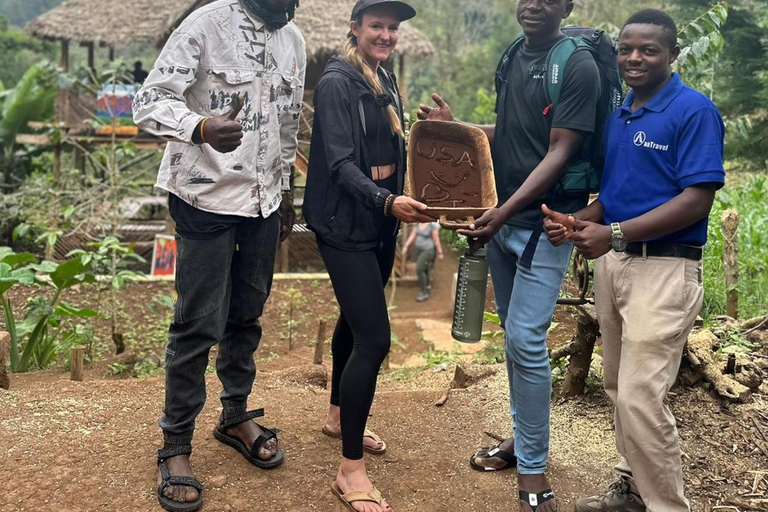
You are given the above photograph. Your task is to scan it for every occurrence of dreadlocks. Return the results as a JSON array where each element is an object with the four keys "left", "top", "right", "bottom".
[{"left": 240, "top": 0, "right": 300, "bottom": 30}]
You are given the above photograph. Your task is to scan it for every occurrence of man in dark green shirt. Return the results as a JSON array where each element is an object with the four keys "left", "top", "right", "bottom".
[{"left": 418, "top": 1, "right": 600, "bottom": 510}]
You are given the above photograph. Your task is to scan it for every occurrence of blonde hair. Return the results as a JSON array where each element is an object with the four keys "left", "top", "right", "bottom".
[{"left": 345, "top": 26, "right": 404, "bottom": 139}]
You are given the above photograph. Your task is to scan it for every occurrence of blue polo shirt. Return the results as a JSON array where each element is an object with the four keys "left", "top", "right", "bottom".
[{"left": 599, "top": 73, "right": 725, "bottom": 246}]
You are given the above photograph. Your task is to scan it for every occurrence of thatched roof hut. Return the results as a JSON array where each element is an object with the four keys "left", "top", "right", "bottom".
[{"left": 26, "top": 0, "right": 435, "bottom": 62}]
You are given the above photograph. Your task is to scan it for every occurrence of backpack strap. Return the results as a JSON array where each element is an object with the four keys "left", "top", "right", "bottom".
[
  {"left": 544, "top": 36, "right": 581, "bottom": 107},
  {"left": 495, "top": 36, "right": 525, "bottom": 113}
]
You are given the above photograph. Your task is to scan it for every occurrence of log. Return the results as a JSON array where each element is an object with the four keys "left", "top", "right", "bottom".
[
  {"left": 71, "top": 347, "right": 86, "bottom": 382},
  {"left": 686, "top": 330, "right": 750, "bottom": 402},
  {"left": 562, "top": 306, "right": 601, "bottom": 397},
  {"left": 741, "top": 315, "right": 768, "bottom": 332},
  {"left": 0, "top": 331, "right": 10, "bottom": 390},
  {"left": 721, "top": 209, "right": 739, "bottom": 320},
  {"left": 313, "top": 320, "right": 327, "bottom": 365}
]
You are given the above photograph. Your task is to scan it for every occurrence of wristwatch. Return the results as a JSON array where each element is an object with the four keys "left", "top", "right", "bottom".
[{"left": 610, "top": 222, "right": 628, "bottom": 252}]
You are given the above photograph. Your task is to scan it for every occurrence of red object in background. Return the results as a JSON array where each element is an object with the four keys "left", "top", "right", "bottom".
[{"left": 151, "top": 235, "right": 177, "bottom": 277}]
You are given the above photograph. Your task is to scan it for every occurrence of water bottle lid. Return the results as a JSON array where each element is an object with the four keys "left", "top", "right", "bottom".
[{"left": 466, "top": 247, "right": 487, "bottom": 259}]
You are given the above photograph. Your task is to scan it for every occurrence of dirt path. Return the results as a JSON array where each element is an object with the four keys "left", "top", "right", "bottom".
[{"left": 0, "top": 367, "right": 614, "bottom": 512}]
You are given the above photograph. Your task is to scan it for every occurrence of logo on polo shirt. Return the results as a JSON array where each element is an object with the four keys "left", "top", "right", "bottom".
[{"left": 633, "top": 131, "right": 669, "bottom": 152}]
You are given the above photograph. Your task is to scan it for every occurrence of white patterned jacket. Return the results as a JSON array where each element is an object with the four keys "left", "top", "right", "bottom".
[{"left": 133, "top": 0, "right": 306, "bottom": 218}]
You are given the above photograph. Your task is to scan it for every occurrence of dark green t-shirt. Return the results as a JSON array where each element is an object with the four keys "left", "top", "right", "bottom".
[{"left": 493, "top": 35, "right": 601, "bottom": 228}]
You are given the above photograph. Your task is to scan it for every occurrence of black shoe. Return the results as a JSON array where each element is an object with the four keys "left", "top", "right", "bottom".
[{"left": 575, "top": 477, "right": 645, "bottom": 511}]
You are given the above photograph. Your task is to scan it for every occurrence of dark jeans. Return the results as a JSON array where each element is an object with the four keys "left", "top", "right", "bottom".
[
  {"left": 317, "top": 228, "right": 396, "bottom": 460},
  {"left": 160, "top": 213, "right": 281, "bottom": 445}
]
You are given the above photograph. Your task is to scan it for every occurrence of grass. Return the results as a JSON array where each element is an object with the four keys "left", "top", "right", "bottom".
[{"left": 702, "top": 175, "right": 768, "bottom": 320}]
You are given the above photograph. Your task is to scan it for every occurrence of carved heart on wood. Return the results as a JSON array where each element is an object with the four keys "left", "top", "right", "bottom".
[{"left": 421, "top": 183, "right": 451, "bottom": 203}]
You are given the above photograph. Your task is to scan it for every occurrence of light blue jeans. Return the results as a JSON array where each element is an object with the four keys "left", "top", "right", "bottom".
[{"left": 487, "top": 224, "right": 573, "bottom": 474}]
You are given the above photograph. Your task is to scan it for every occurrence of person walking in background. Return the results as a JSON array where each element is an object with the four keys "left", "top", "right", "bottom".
[
  {"left": 133, "top": 0, "right": 305, "bottom": 510},
  {"left": 401, "top": 222, "right": 444, "bottom": 302},
  {"left": 544, "top": 9, "right": 725, "bottom": 512},
  {"left": 303, "top": 1, "right": 432, "bottom": 510}
]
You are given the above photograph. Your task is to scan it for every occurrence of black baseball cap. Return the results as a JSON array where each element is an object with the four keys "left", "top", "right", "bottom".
[{"left": 351, "top": 0, "right": 417, "bottom": 21}]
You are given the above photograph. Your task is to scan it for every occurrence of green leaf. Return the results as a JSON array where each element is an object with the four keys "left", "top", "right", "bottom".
[
  {"left": 49, "top": 257, "right": 92, "bottom": 290},
  {"left": 2, "top": 297, "right": 20, "bottom": 370},
  {"left": 29, "top": 261, "right": 58, "bottom": 274},
  {"left": 62, "top": 205, "right": 76, "bottom": 221},
  {"left": 16, "top": 314, "right": 49, "bottom": 373},
  {"left": 1, "top": 252, "right": 36, "bottom": 267},
  {"left": 55, "top": 302, "right": 99, "bottom": 318}
]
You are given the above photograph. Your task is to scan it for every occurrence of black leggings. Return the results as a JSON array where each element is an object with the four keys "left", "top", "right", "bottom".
[{"left": 317, "top": 232, "right": 396, "bottom": 460}]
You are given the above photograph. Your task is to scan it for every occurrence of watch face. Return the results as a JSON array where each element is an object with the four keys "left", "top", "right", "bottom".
[{"left": 611, "top": 236, "right": 629, "bottom": 252}]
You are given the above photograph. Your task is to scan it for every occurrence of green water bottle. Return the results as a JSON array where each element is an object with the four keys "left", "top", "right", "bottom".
[{"left": 452, "top": 248, "right": 489, "bottom": 343}]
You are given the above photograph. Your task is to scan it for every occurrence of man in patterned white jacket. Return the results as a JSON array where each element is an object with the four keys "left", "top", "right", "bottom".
[{"left": 133, "top": 1, "right": 305, "bottom": 510}]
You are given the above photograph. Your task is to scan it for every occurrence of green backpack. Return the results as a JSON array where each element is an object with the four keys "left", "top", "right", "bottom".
[{"left": 495, "top": 27, "right": 624, "bottom": 196}]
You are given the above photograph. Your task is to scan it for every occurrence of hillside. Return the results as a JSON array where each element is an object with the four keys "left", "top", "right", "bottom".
[{"left": 0, "top": 0, "right": 64, "bottom": 27}]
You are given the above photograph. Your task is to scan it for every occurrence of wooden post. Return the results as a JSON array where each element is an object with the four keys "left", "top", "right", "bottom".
[
  {"left": 71, "top": 347, "right": 85, "bottom": 381},
  {"left": 60, "top": 40, "right": 70, "bottom": 72},
  {"left": 0, "top": 330, "right": 10, "bottom": 390},
  {"left": 280, "top": 240, "right": 290, "bottom": 273},
  {"left": 86, "top": 42, "right": 95, "bottom": 74},
  {"left": 313, "top": 320, "right": 327, "bottom": 364},
  {"left": 722, "top": 209, "right": 739, "bottom": 320}
]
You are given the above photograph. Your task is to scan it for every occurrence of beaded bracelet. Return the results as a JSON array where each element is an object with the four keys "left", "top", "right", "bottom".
[{"left": 384, "top": 194, "right": 396, "bottom": 217}]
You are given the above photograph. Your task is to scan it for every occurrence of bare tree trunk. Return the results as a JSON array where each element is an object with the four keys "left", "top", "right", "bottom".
[{"left": 562, "top": 306, "right": 600, "bottom": 397}]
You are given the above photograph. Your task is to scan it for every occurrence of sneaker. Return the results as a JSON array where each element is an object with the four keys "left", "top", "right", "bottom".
[
  {"left": 575, "top": 477, "right": 645, "bottom": 511},
  {"left": 416, "top": 291, "right": 430, "bottom": 302}
]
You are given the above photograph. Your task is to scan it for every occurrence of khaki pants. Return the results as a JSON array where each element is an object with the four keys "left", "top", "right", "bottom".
[{"left": 595, "top": 250, "right": 703, "bottom": 512}]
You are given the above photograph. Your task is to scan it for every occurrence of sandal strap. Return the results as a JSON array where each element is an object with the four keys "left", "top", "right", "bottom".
[
  {"left": 343, "top": 487, "right": 383, "bottom": 505},
  {"left": 165, "top": 476, "right": 203, "bottom": 492},
  {"left": 362, "top": 428, "right": 379, "bottom": 440},
  {"left": 486, "top": 445, "right": 516, "bottom": 465},
  {"left": 220, "top": 408, "right": 265, "bottom": 429},
  {"left": 157, "top": 458, "right": 204, "bottom": 494},
  {"left": 519, "top": 489, "right": 554, "bottom": 511},
  {"left": 157, "top": 445, "right": 192, "bottom": 463},
  {"left": 250, "top": 424, "right": 278, "bottom": 457}
]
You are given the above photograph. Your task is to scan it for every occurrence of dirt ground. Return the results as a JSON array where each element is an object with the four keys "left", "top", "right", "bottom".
[{"left": 1, "top": 247, "right": 767, "bottom": 511}]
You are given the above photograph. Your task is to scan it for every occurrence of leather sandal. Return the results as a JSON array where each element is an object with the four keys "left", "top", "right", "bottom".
[
  {"left": 213, "top": 408, "right": 284, "bottom": 469},
  {"left": 469, "top": 443, "right": 517, "bottom": 472},
  {"left": 156, "top": 445, "right": 203, "bottom": 512},
  {"left": 331, "top": 481, "right": 391, "bottom": 512}
]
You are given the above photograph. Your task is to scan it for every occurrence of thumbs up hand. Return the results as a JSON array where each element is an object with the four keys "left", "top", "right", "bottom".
[
  {"left": 202, "top": 94, "right": 244, "bottom": 153},
  {"left": 541, "top": 204, "right": 576, "bottom": 247}
]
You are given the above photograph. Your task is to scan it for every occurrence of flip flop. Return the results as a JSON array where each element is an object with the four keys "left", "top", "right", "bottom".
[
  {"left": 156, "top": 446, "right": 203, "bottom": 512},
  {"left": 519, "top": 489, "right": 555, "bottom": 511},
  {"left": 469, "top": 443, "right": 517, "bottom": 472},
  {"left": 321, "top": 425, "right": 387, "bottom": 455},
  {"left": 213, "top": 409, "right": 284, "bottom": 469},
  {"left": 331, "top": 481, "right": 392, "bottom": 512}
]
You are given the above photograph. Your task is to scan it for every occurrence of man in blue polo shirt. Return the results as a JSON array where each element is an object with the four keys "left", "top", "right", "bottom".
[{"left": 543, "top": 9, "right": 724, "bottom": 512}]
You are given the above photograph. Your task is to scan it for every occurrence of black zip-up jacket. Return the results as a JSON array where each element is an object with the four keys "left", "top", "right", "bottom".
[{"left": 304, "top": 57, "right": 406, "bottom": 251}]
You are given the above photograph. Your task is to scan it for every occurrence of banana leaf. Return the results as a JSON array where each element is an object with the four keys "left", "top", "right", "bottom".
[{"left": 0, "top": 63, "right": 57, "bottom": 145}]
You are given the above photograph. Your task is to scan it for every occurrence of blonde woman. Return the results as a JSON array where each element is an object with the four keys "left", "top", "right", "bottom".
[{"left": 303, "top": 1, "right": 430, "bottom": 510}]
